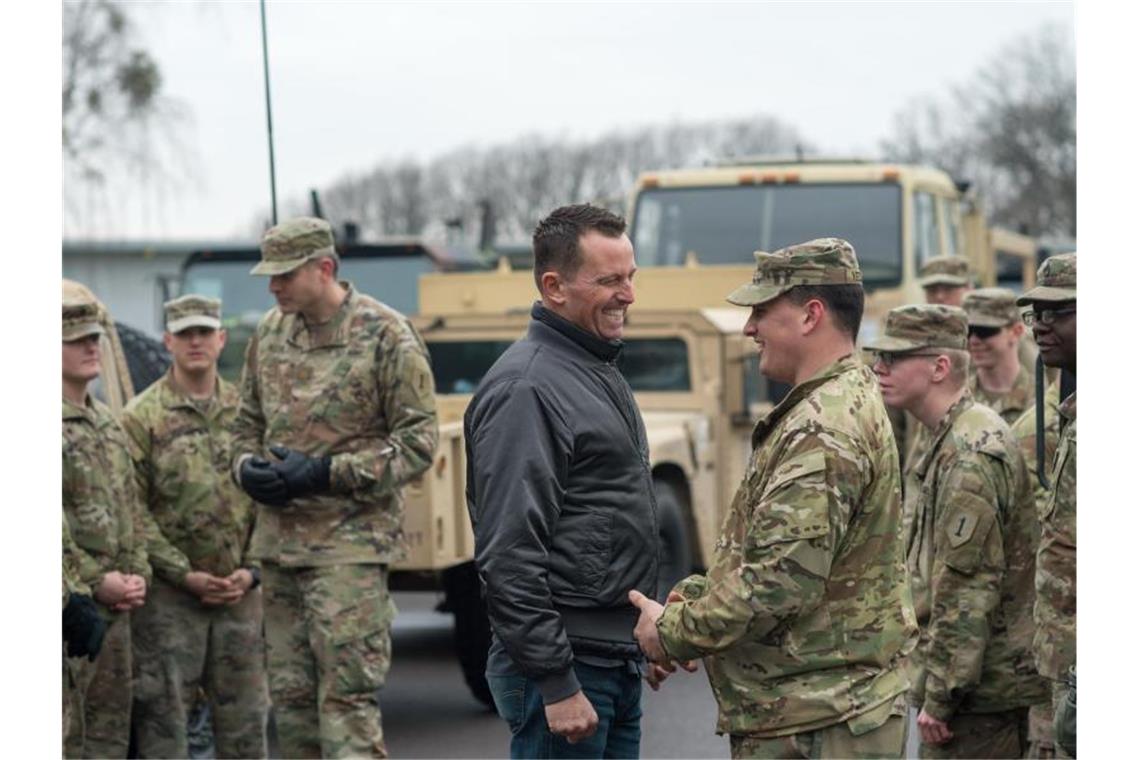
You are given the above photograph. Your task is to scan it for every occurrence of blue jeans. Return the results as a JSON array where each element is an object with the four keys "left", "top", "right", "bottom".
[{"left": 487, "top": 662, "right": 643, "bottom": 759}]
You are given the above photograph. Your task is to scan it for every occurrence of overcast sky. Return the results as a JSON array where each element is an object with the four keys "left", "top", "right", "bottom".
[{"left": 66, "top": 1, "right": 1074, "bottom": 240}]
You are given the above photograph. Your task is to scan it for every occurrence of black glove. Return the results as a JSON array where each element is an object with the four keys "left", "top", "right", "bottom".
[
  {"left": 63, "top": 593, "right": 107, "bottom": 661},
  {"left": 239, "top": 456, "right": 289, "bottom": 506},
  {"left": 269, "top": 445, "right": 332, "bottom": 499}
]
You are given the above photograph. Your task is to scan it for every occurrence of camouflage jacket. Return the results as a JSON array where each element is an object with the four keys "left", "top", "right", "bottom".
[
  {"left": 1011, "top": 381, "right": 1062, "bottom": 520},
  {"left": 970, "top": 363, "right": 1033, "bottom": 426},
  {"left": 62, "top": 396, "right": 150, "bottom": 591},
  {"left": 231, "top": 283, "right": 439, "bottom": 566},
  {"left": 63, "top": 515, "right": 91, "bottom": 606},
  {"left": 903, "top": 393, "right": 1048, "bottom": 720},
  {"left": 656, "top": 355, "right": 918, "bottom": 737},
  {"left": 1033, "top": 392, "right": 1076, "bottom": 682},
  {"left": 121, "top": 371, "right": 255, "bottom": 585}
]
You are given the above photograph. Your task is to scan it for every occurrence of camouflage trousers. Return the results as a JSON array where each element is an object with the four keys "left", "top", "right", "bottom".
[
  {"left": 131, "top": 577, "right": 269, "bottom": 758},
  {"left": 917, "top": 707, "right": 1028, "bottom": 759},
  {"left": 65, "top": 611, "right": 132, "bottom": 758},
  {"left": 263, "top": 563, "right": 396, "bottom": 759},
  {"left": 1027, "top": 701, "right": 1058, "bottom": 758},
  {"left": 729, "top": 701, "right": 907, "bottom": 759}
]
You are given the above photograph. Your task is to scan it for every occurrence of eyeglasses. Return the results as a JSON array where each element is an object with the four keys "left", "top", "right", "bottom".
[
  {"left": 1021, "top": 307, "right": 1076, "bottom": 327},
  {"left": 869, "top": 351, "right": 942, "bottom": 367},
  {"left": 967, "top": 325, "right": 1002, "bottom": 340}
]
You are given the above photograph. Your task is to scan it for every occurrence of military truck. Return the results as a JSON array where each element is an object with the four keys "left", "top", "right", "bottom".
[{"left": 396, "top": 157, "right": 1043, "bottom": 705}]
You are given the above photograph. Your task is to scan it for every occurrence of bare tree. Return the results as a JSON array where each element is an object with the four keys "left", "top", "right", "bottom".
[
  {"left": 64, "top": 0, "right": 193, "bottom": 234},
  {"left": 882, "top": 23, "right": 1075, "bottom": 236}
]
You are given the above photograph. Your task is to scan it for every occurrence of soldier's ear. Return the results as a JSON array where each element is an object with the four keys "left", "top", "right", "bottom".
[{"left": 800, "top": 298, "right": 825, "bottom": 335}]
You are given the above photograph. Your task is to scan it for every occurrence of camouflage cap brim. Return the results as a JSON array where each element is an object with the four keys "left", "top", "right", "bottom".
[
  {"left": 725, "top": 282, "right": 792, "bottom": 307},
  {"left": 62, "top": 322, "right": 105, "bottom": 342},
  {"left": 167, "top": 314, "right": 222, "bottom": 333},
  {"left": 250, "top": 256, "right": 310, "bottom": 276},
  {"left": 861, "top": 334, "right": 928, "bottom": 353},
  {"left": 919, "top": 273, "right": 970, "bottom": 288},
  {"left": 965, "top": 313, "right": 1011, "bottom": 328},
  {"left": 1015, "top": 285, "right": 1077, "bottom": 306}
]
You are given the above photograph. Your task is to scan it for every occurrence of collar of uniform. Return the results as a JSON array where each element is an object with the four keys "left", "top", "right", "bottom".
[
  {"left": 530, "top": 302, "right": 623, "bottom": 363},
  {"left": 1059, "top": 390, "right": 1076, "bottom": 425},
  {"left": 62, "top": 395, "right": 95, "bottom": 422},
  {"left": 750, "top": 354, "right": 860, "bottom": 449},
  {"left": 914, "top": 390, "right": 975, "bottom": 480},
  {"left": 159, "top": 367, "right": 224, "bottom": 414},
  {"left": 969, "top": 363, "right": 1032, "bottom": 415},
  {"left": 286, "top": 280, "right": 356, "bottom": 351}
]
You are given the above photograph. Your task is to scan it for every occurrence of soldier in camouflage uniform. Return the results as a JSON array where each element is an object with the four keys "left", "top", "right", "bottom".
[
  {"left": 919, "top": 255, "right": 972, "bottom": 307},
  {"left": 866, "top": 304, "right": 1048, "bottom": 758},
  {"left": 630, "top": 239, "right": 919, "bottom": 759},
  {"left": 230, "top": 217, "right": 438, "bottom": 758},
  {"left": 1016, "top": 253, "right": 1077, "bottom": 756},
  {"left": 63, "top": 515, "right": 107, "bottom": 748},
  {"left": 62, "top": 300, "right": 151, "bottom": 758},
  {"left": 121, "top": 295, "right": 269, "bottom": 758},
  {"left": 963, "top": 288, "right": 1034, "bottom": 425}
]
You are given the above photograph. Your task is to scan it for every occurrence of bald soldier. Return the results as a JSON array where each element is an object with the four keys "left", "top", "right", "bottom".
[
  {"left": 121, "top": 295, "right": 269, "bottom": 758},
  {"left": 867, "top": 305, "right": 1047, "bottom": 758},
  {"left": 630, "top": 239, "right": 918, "bottom": 759},
  {"left": 1016, "top": 253, "right": 1077, "bottom": 757},
  {"left": 62, "top": 300, "right": 151, "bottom": 757},
  {"left": 963, "top": 288, "right": 1033, "bottom": 425},
  {"left": 231, "top": 217, "right": 438, "bottom": 758}
]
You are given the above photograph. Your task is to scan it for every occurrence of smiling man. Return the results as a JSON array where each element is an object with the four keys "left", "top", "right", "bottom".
[
  {"left": 121, "top": 295, "right": 268, "bottom": 758},
  {"left": 628, "top": 239, "right": 917, "bottom": 759},
  {"left": 867, "top": 304, "right": 1047, "bottom": 758},
  {"left": 963, "top": 288, "right": 1033, "bottom": 425},
  {"left": 464, "top": 204, "right": 659, "bottom": 759}
]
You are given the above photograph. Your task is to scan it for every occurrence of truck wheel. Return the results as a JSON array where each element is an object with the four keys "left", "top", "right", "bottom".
[
  {"left": 441, "top": 561, "right": 495, "bottom": 709},
  {"left": 116, "top": 322, "right": 171, "bottom": 393},
  {"left": 654, "top": 479, "right": 693, "bottom": 601}
]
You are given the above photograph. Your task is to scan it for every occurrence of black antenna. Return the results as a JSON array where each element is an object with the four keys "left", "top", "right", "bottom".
[{"left": 260, "top": 0, "right": 278, "bottom": 225}]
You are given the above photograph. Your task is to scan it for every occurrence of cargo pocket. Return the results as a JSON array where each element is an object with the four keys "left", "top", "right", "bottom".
[{"left": 331, "top": 591, "right": 396, "bottom": 696}]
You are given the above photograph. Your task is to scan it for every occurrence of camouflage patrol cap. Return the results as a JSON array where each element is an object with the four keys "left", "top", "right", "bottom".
[
  {"left": 62, "top": 300, "right": 104, "bottom": 342},
  {"left": 863, "top": 304, "right": 968, "bottom": 352},
  {"left": 918, "top": 255, "right": 971, "bottom": 288},
  {"left": 725, "top": 237, "right": 862, "bottom": 307},
  {"left": 1016, "top": 252, "right": 1076, "bottom": 305},
  {"left": 165, "top": 294, "right": 222, "bottom": 333},
  {"left": 252, "top": 216, "right": 338, "bottom": 276},
  {"left": 963, "top": 287, "right": 1019, "bottom": 327}
]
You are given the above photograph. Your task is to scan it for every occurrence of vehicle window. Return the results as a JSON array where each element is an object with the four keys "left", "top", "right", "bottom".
[
  {"left": 942, "top": 197, "right": 961, "bottom": 258},
  {"left": 617, "top": 338, "right": 691, "bottom": 392},
  {"left": 426, "top": 337, "right": 692, "bottom": 395},
  {"left": 631, "top": 184, "right": 903, "bottom": 288},
  {"left": 913, "top": 191, "right": 939, "bottom": 268}
]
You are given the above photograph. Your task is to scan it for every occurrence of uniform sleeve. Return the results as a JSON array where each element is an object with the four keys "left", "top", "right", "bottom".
[
  {"left": 230, "top": 330, "right": 267, "bottom": 481},
  {"left": 327, "top": 320, "right": 439, "bottom": 498},
  {"left": 120, "top": 407, "right": 193, "bottom": 586},
  {"left": 466, "top": 379, "right": 580, "bottom": 703},
  {"left": 657, "top": 429, "right": 863, "bottom": 661},
  {"left": 920, "top": 453, "right": 1007, "bottom": 721},
  {"left": 62, "top": 515, "right": 91, "bottom": 603},
  {"left": 1033, "top": 425, "right": 1076, "bottom": 681},
  {"left": 62, "top": 458, "right": 106, "bottom": 591}
]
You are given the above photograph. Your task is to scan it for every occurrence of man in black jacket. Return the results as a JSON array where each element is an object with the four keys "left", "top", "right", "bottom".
[{"left": 464, "top": 204, "right": 660, "bottom": 759}]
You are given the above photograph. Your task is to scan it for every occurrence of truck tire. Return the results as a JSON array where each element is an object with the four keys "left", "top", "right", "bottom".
[
  {"left": 116, "top": 322, "right": 171, "bottom": 393},
  {"left": 654, "top": 479, "right": 693, "bottom": 601},
  {"left": 441, "top": 561, "right": 495, "bottom": 709}
]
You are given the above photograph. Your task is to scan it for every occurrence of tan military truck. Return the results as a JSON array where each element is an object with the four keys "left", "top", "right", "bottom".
[{"left": 394, "top": 157, "right": 1041, "bottom": 705}]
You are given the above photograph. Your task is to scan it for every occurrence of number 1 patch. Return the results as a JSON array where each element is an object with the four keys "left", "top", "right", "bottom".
[{"left": 947, "top": 510, "right": 979, "bottom": 548}]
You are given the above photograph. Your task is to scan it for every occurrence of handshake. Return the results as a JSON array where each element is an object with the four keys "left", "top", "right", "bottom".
[
  {"left": 628, "top": 589, "right": 699, "bottom": 691},
  {"left": 239, "top": 445, "right": 332, "bottom": 507}
]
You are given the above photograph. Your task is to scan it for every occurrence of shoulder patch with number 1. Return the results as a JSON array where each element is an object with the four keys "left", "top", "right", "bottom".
[{"left": 947, "top": 510, "right": 978, "bottom": 548}]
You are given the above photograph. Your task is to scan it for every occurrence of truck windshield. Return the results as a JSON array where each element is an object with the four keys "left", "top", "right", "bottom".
[
  {"left": 427, "top": 337, "right": 692, "bottom": 395},
  {"left": 631, "top": 183, "right": 902, "bottom": 287}
]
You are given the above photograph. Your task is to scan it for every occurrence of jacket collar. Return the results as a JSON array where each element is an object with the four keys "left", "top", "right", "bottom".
[
  {"left": 530, "top": 302, "right": 623, "bottom": 363},
  {"left": 914, "top": 391, "right": 974, "bottom": 480},
  {"left": 62, "top": 395, "right": 95, "bottom": 422},
  {"left": 1059, "top": 390, "right": 1076, "bottom": 428},
  {"left": 750, "top": 354, "right": 860, "bottom": 449},
  {"left": 157, "top": 368, "right": 231, "bottom": 417},
  {"left": 969, "top": 363, "right": 1032, "bottom": 415},
  {"left": 287, "top": 281, "right": 356, "bottom": 351}
]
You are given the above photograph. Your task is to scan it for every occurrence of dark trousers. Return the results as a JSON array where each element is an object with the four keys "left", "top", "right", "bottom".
[{"left": 487, "top": 662, "right": 642, "bottom": 759}]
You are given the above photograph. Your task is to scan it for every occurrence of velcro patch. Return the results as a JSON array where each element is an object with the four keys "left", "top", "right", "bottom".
[{"left": 947, "top": 510, "right": 979, "bottom": 548}]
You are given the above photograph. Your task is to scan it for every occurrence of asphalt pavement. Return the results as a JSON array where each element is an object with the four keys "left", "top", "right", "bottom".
[{"left": 383, "top": 592, "right": 728, "bottom": 759}]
